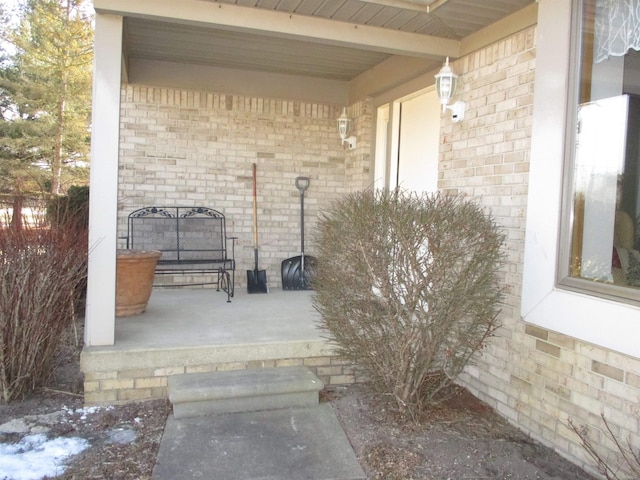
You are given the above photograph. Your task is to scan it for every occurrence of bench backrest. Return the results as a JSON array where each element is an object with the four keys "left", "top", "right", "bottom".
[{"left": 127, "top": 207, "right": 228, "bottom": 262}]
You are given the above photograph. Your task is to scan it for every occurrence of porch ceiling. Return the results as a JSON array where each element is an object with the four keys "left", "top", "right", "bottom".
[{"left": 98, "top": 0, "right": 535, "bottom": 82}]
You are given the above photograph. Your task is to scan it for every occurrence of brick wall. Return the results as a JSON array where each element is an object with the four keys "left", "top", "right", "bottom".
[
  {"left": 118, "top": 88, "right": 372, "bottom": 288},
  {"left": 84, "top": 355, "right": 355, "bottom": 405},
  {"left": 446, "top": 26, "right": 640, "bottom": 475}
]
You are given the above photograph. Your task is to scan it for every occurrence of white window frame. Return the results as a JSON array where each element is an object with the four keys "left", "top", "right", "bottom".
[{"left": 522, "top": 0, "right": 640, "bottom": 358}]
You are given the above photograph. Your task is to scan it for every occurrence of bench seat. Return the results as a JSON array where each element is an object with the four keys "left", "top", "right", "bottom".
[{"left": 126, "top": 206, "right": 236, "bottom": 302}]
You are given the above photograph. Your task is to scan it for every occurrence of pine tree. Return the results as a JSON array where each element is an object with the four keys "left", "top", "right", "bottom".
[{"left": 1, "top": 0, "right": 93, "bottom": 200}]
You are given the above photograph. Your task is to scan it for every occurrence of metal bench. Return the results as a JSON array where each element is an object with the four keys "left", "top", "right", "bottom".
[{"left": 126, "top": 206, "right": 236, "bottom": 302}]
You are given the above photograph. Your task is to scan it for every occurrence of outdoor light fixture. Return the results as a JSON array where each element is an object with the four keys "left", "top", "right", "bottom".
[
  {"left": 337, "top": 107, "right": 357, "bottom": 150},
  {"left": 435, "top": 57, "right": 465, "bottom": 123}
]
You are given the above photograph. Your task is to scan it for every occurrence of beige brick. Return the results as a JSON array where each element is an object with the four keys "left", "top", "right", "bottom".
[
  {"left": 536, "top": 340, "right": 561, "bottom": 358},
  {"left": 535, "top": 354, "right": 574, "bottom": 377},
  {"left": 85, "top": 390, "right": 118, "bottom": 405},
  {"left": 185, "top": 364, "right": 218, "bottom": 374},
  {"left": 607, "top": 350, "right": 640, "bottom": 372},
  {"left": 150, "top": 387, "right": 168, "bottom": 399},
  {"left": 247, "top": 360, "right": 276, "bottom": 369},
  {"left": 548, "top": 332, "right": 576, "bottom": 351},
  {"left": 216, "top": 362, "right": 248, "bottom": 372},
  {"left": 154, "top": 367, "right": 185, "bottom": 377},
  {"left": 83, "top": 381, "right": 101, "bottom": 393},
  {"left": 101, "top": 378, "right": 135, "bottom": 391},
  {"left": 275, "top": 358, "right": 304, "bottom": 367},
  {"left": 317, "top": 366, "right": 344, "bottom": 377},
  {"left": 592, "top": 360, "right": 624, "bottom": 382},
  {"left": 84, "top": 371, "right": 118, "bottom": 381},
  {"left": 605, "top": 378, "right": 640, "bottom": 403},
  {"left": 626, "top": 371, "right": 640, "bottom": 388},
  {"left": 571, "top": 391, "right": 608, "bottom": 416},
  {"left": 524, "top": 324, "right": 548, "bottom": 341},
  {"left": 328, "top": 374, "right": 355, "bottom": 385},
  {"left": 544, "top": 382, "right": 572, "bottom": 400},
  {"left": 119, "top": 368, "right": 155, "bottom": 379},
  {"left": 329, "top": 358, "right": 353, "bottom": 366},
  {"left": 118, "top": 388, "right": 153, "bottom": 401},
  {"left": 303, "top": 357, "right": 333, "bottom": 367},
  {"left": 135, "top": 377, "right": 168, "bottom": 389},
  {"left": 510, "top": 375, "right": 532, "bottom": 394}
]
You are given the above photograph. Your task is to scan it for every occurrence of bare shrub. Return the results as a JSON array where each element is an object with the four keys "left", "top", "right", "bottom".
[
  {"left": 312, "top": 189, "right": 505, "bottom": 416},
  {"left": 0, "top": 222, "right": 88, "bottom": 402},
  {"left": 569, "top": 414, "right": 640, "bottom": 479}
]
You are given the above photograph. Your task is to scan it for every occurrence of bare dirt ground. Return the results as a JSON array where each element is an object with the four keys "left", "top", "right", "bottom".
[{"left": 0, "top": 318, "right": 598, "bottom": 480}]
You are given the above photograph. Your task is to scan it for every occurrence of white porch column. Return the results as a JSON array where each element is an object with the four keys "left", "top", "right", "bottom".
[{"left": 85, "top": 13, "right": 123, "bottom": 346}]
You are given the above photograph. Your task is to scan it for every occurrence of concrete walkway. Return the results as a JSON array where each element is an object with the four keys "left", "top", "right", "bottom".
[{"left": 152, "top": 404, "right": 366, "bottom": 480}]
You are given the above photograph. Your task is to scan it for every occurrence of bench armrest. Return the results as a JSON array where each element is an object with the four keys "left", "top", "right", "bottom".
[{"left": 226, "top": 236, "right": 237, "bottom": 262}]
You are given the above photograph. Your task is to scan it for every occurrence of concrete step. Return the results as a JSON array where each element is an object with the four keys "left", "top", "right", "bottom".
[{"left": 168, "top": 366, "right": 324, "bottom": 419}]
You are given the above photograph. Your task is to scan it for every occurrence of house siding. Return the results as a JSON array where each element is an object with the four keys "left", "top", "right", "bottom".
[
  {"left": 449, "top": 25, "right": 640, "bottom": 474},
  {"left": 118, "top": 88, "right": 372, "bottom": 288}
]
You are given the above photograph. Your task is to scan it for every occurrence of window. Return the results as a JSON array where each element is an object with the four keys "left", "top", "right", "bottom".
[
  {"left": 561, "top": 0, "right": 640, "bottom": 300},
  {"left": 522, "top": 0, "right": 640, "bottom": 358}
]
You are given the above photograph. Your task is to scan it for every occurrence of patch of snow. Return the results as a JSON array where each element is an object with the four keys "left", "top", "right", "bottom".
[
  {"left": 0, "top": 404, "right": 120, "bottom": 479},
  {"left": 0, "top": 434, "right": 89, "bottom": 480}
]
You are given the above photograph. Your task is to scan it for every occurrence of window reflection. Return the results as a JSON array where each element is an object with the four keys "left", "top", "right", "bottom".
[{"left": 569, "top": 0, "right": 640, "bottom": 289}]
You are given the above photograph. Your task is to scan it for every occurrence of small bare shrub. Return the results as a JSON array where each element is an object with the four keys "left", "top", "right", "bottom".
[
  {"left": 0, "top": 222, "right": 87, "bottom": 402},
  {"left": 569, "top": 414, "right": 640, "bottom": 479},
  {"left": 312, "top": 189, "right": 505, "bottom": 416}
]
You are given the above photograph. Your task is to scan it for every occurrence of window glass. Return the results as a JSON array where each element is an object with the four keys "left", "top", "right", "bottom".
[{"left": 568, "top": 0, "right": 640, "bottom": 292}]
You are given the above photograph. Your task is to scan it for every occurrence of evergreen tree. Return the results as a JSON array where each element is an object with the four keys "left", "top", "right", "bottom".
[
  {"left": 0, "top": 55, "right": 50, "bottom": 228},
  {"left": 0, "top": 0, "right": 93, "bottom": 201}
]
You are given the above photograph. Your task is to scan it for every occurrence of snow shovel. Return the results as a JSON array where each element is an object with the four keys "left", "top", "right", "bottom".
[
  {"left": 247, "top": 163, "right": 268, "bottom": 293},
  {"left": 281, "top": 176, "right": 317, "bottom": 290}
]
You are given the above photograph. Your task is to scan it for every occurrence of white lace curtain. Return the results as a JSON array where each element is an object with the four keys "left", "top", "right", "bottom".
[{"left": 595, "top": 0, "right": 640, "bottom": 63}]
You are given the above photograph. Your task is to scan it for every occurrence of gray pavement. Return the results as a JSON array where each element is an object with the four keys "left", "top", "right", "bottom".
[{"left": 152, "top": 403, "right": 366, "bottom": 480}]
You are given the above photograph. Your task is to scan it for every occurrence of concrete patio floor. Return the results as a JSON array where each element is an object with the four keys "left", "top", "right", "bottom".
[
  {"left": 80, "top": 288, "right": 349, "bottom": 405},
  {"left": 113, "top": 287, "right": 324, "bottom": 350}
]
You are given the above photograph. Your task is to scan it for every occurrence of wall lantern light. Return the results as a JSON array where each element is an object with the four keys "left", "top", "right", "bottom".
[
  {"left": 337, "top": 107, "right": 357, "bottom": 150},
  {"left": 435, "top": 57, "right": 465, "bottom": 123}
]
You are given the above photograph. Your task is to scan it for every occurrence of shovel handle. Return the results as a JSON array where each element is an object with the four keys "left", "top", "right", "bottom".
[{"left": 253, "top": 163, "right": 258, "bottom": 248}]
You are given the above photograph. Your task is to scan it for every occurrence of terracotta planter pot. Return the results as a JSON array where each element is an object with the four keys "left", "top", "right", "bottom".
[{"left": 116, "top": 249, "right": 161, "bottom": 317}]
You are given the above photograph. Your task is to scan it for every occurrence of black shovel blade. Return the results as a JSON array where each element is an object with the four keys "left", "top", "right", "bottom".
[
  {"left": 281, "top": 255, "right": 317, "bottom": 290},
  {"left": 247, "top": 268, "right": 268, "bottom": 293}
]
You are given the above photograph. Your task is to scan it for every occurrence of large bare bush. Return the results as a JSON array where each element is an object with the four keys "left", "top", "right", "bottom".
[
  {"left": 313, "top": 190, "right": 505, "bottom": 415},
  {"left": 0, "top": 223, "right": 87, "bottom": 402}
]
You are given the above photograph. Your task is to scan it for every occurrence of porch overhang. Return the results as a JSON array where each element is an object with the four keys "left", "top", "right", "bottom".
[{"left": 95, "top": 0, "right": 460, "bottom": 60}]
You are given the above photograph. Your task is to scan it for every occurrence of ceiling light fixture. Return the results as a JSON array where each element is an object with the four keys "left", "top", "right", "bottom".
[{"left": 435, "top": 57, "right": 465, "bottom": 123}]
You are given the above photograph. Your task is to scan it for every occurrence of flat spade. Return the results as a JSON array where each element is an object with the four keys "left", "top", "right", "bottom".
[{"left": 247, "top": 163, "right": 268, "bottom": 293}]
